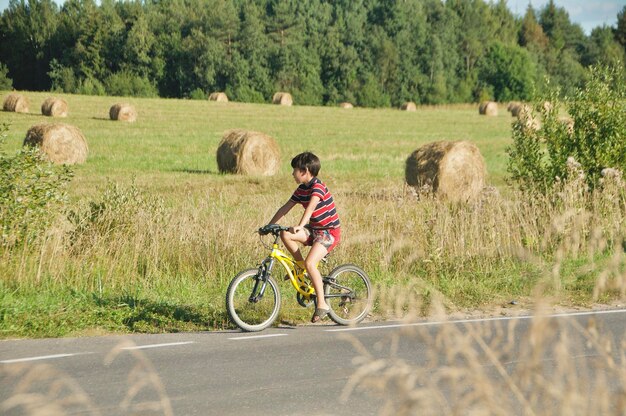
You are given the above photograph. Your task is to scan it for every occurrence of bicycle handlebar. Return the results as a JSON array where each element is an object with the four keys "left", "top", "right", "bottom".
[
  {"left": 259, "top": 224, "right": 337, "bottom": 236},
  {"left": 258, "top": 224, "right": 290, "bottom": 236}
]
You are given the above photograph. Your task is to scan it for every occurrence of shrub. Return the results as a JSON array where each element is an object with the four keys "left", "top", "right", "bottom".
[
  {"left": 77, "top": 77, "right": 106, "bottom": 96},
  {"left": 189, "top": 88, "right": 206, "bottom": 100},
  {"left": 0, "top": 62, "right": 13, "bottom": 90},
  {"left": 105, "top": 70, "right": 158, "bottom": 97},
  {"left": 230, "top": 85, "right": 265, "bottom": 103},
  {"left": 0, "top": 123, "right": 73, "bottom": 247},
  {"left": 67, "top": 179, "right": 164, "bottom": 249},
  {"left": 506, "top": 64, "right": 626, "bottom": 192},
  {"left": 48, "top": 60, "right": 105, "bottom": 96}
]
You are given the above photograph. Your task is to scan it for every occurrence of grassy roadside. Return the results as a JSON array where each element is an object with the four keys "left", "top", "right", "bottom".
[{"left": 1, "top": 91, "right": 624, "bottom": 338}]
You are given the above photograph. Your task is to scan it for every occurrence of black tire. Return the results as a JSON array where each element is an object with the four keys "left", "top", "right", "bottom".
[
  {"left": 226, "top": 268, "right": 281, "bottom": 332},
  {"left": 324, "top": 264, "right": 372, "bottom": 325}
]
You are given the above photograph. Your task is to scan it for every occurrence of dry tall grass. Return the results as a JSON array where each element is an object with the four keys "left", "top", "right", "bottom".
[
  {"left": 342, "top": 302, "right": 626, "bottom": 415},
  {"left": 3, "top": 167, "right": 623, "bottom": 315},
  {"left": 339, "top": 169, "right": 626, "bottom": 414},
  {"left": 0, "top": 340, "right": 174, "bottom": 415}
]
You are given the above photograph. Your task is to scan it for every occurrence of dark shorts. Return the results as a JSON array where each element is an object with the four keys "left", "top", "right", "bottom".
[{"left": 305, "top": 227, "right": 341, "bottom": 252}]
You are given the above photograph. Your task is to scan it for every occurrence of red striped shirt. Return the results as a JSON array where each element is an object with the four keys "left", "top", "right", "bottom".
[{"left": 290, "top": 177, "right": 340, "bottom": 229}]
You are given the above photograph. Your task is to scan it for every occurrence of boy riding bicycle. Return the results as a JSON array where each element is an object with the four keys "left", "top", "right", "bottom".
[{"left": 265, "top": 152, "right": 340, "bottom": 323}]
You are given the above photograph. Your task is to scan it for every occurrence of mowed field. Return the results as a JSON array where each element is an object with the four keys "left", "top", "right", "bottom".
[
  {"left": 2, "top": 91, "right": 623, "bottom": 338},
  {"left": 1, "top": 91, "right": 513, "bottom": 194}
]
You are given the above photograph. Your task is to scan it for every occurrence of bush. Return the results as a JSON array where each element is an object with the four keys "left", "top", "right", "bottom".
[
  {"left": 0, "top": 62, "right": 13, "bottom": 90},
  {"left": 506, "top": 64, "right": 626, "bottom": 192},
  {"left": 77, "top": 77, "right": 106, "bottom": 96},
  {"left": 67, "top": 179, "right": 164, "bottom": 249},
  {"left": 188, "top": 88, "right": 206, "bottom": 100},
  {"left": 48, "top": 60, "right": 105, "bottom": 96},
  {"left": 105, "top": 70, "right": 158, "bottom": 97},
  {"left": 230, "top": 85, "right": 265, "bottom": 103},
  {"left": 0, "top": 123, "right": 73, "bottom": 247}
]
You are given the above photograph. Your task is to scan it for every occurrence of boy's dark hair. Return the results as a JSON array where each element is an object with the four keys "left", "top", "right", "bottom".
[{"left": 291, "top": 152, "right": 320, "bottom": 176}]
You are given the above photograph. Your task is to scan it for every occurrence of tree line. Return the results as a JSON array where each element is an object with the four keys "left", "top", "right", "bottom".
[{"left": 1, "top": 0, "right": 625, "bottom": 107}]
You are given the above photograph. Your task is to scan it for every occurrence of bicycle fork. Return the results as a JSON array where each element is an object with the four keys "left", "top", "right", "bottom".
[{"left": 249, "top": 257, "right": 275, "bottom": 303}]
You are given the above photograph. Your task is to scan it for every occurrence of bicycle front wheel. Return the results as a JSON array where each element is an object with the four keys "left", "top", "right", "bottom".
[
  {"left": 226, "top": 268, "right": 281, "bottom": 332},
  {"left": 325, "top": 264, "right": 372, "bottom": 325}
]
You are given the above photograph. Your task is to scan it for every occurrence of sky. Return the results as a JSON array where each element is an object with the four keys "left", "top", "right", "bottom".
[
  {"left": 0, "top": 0, "right": 624, "bottom": 35},
  {"left": 510, "top": 0, "right": 625, "bottom": 34}
]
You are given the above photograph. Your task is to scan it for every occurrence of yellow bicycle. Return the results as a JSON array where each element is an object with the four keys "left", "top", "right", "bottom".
[{"left": 226, "top": 224, "right": 373, "bottom": 332}]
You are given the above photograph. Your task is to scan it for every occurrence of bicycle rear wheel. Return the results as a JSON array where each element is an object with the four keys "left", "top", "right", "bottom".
[
  {"left": 226, "top": 268, "right": 281, "bottom": 332},
  {"left": 324, "top": 264, "right": 372, "bottom": 325}
]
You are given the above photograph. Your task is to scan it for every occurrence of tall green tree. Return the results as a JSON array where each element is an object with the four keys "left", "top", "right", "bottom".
[
  {"left": 582, "top": 26, "right": 625, "bottom": 67},
  {"left": 0, "top": 0, "right": 59, "bottom": 90},
  {"left": 478, "top": 42, "right": 536, "bottom": 102},
  {"left": 614, "top": 6, "right": 626, "bottom": 53}
]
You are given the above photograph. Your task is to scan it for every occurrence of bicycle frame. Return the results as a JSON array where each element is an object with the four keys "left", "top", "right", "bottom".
[
  {"left": 255, "top": 230, "right": 315, "bottom": 302},
  {"left": 268, "top": 243, "right": 315, "bottom": 297}
]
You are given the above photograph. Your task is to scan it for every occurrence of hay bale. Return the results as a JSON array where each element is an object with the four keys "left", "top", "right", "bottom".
[
  {"left": 41, "top": 97, "right": 68, "bottom": 117},
  {"left": 23, "top": 123, "right": 88, "bottom": 165},
  {"left": 109, "top": 103, "right": 137, "bottom": 122},
  {"left": 506, "top": 101, "right": 519, "bottom": 112},
  {"left": 209, "top": 92, "right": 229, "bottom": 102},
  {"left": 516, "top": 105, "right": 541, "bottom": 131},
  {"left": 216, "top": 129, "right": 280, "bottom": 176},
  {"left": 3, "top": 93, "right": 29, "bottom": 113},
  {"left": 478, "top": 101, "right": 498, "bottom": 116},
  {"left": 509, "top": 103, "right": 528, "bottom": 117},
  {"left": 405, "top": 140, "right": 486, "bottom": 202},
  {"left": 339, "top": 102, "right": 353, "bottom": 109},
  {"left": 400, "top": 102, "right": 417, "bottom": 111},
  {"left": 272, "top": 92, "right": 293, "bottom": 106},
  {"left": 507, "top": 101, "right": 522, "bottom": 115}
]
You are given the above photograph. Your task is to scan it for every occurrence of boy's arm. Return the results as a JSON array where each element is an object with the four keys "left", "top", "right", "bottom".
[
  {"left": 268, "top": 200, "right": 296, "bottom": 224},
  {"left": 293, "top": 195, "right": 321, "bottom": 232}
]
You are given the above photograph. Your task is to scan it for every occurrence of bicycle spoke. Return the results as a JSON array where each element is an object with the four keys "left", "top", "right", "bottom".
[
  {"left": 226, "top": 269, "right": 281, "bottom": 331},
  {"left": 325, "top": 264, "right": 372, "bottom": 325}
]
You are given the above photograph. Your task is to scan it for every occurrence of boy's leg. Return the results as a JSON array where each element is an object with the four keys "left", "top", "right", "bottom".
[
  {"left": 280, "top": 229, "right": 308, "bottom": 262},
  {"left": 305, "top": 242, "right": 329, "bottom": 311}
]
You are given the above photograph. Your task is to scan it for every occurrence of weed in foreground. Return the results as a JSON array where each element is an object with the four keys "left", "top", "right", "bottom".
[
  {"left": 0, "top": 340, "right": 174, "bottom": 415},
  {"left": 341, "top": 299, "right": 626, "bottom": 415}
]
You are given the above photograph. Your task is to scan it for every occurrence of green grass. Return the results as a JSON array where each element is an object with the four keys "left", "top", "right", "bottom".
[
  {"left": 1, "top": 91, "right": 514, "bottom": 194},
  {"left": 1, "top": 91, "right": 624, "bottom": 338}
]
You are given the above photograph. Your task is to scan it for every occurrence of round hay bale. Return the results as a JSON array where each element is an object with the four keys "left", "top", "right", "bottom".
[
  {"left": 109, "top": 103, "right": 137, "bottom": 122},
  {"left": 339, "top": 102, "right": 353, "bottom": 109},
  {"left": 507, "top": 101, "right": 522, "bottom": 115},
  {"left": 478, "top": 101, "right": 498, "bottom": 116},
  {"left": 509, "top": 103, "right": 528, "bottom": 117},
  {"left": 405, "top": 140, "right": 486, "bottom": 202},
  {"left": 3, "top": 93, "right": 29, "bottom": 113},
  {"left": 216, "top": 129, "right": 280, "bottom": 176},
  {"left": 400, "top": 102, "right": 417, "bottom": 111},
  {"left": 506, "top": 101, "right": 519, "bottom": 112},
  {"left": 516, "top": 105, "right": 541, "bottom": 131},
  {"left": 209, "top": 92, "right": 229, "bottom": 102},
  {"left": 41, "top": 97, "right": 68, "bottom": 117},
  {"left": 23, "top": 123, "right": 88, "bottom": 165},
  {"left": 272, "top": 92, "right": 293, "bottom": 106}
]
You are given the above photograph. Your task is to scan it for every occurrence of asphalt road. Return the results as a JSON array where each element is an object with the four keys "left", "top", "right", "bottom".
[{"left": 1, "top": 308, "right": 625, "bottom": 415}]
